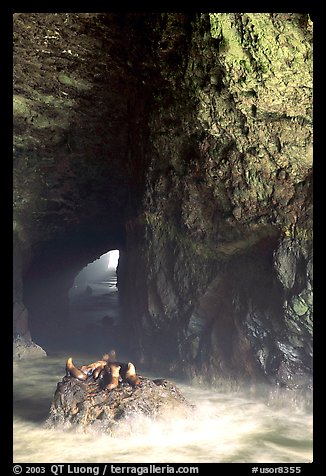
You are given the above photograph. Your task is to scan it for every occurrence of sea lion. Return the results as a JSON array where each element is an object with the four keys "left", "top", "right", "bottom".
[
  {"left": 105, "top": 363, "right": 121, "bottom": 391},
  {"left": 80, "top": 360, "right": 106, "bottom": 375},
  {"left": 80, "top": 350, "right": 117, "bottom": 378},
  {"left": 92, "top": 364, "right": 106, "bottom": 379},
  {"left": 66, "top": 357, "right": 88, "bottom": 380},
  {"left": 105, "top": 360, "right": 140, "bottom": 386},
  {"left": 125, "top": 362, "right": 141, "bottom": 386}
]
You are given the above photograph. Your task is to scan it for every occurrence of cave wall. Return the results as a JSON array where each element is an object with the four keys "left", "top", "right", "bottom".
[
  {"left": 13, "top": 13, "right": 313, "bottom": 388},
  {"left": 13, "top": 13, "right": 152, "bottom": 348},
  {"left": 120, "top": 13, "right": 313, "bottom": 388}
]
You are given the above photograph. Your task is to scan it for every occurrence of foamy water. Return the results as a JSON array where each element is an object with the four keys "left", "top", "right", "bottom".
[{"left": 13, "top": 355, "right": 313, "bottom": 463}]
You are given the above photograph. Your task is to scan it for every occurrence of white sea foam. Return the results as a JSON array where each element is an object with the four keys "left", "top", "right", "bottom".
[{"left": 13, "top": 355, "right": 313, "bottom": 463}]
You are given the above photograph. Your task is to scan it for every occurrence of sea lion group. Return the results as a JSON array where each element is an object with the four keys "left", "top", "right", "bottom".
[{"left": 65, "top": 349, "right": 140, "bottom": 391}]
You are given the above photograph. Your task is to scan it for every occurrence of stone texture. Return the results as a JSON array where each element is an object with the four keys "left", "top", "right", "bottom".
[
  {"left": 13, "top": 13, "right": 313, "bottom": 389},
  {"left": 120, "top": 13, "right": 312, "bottom": 389},
  {"left": 46, "top": 373, "right": 192, "bottom": 431},
  {"left": 13, "top": 335, "right": 47, "bottom": 360}
]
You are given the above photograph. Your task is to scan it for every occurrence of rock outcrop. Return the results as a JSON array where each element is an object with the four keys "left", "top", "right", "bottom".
[
  {"left": 13, "top": 14, "right": 312, "bottom": 389},
  {"left": 13, "top": 334, "right": 47, "bottom": 360},
  {"left": 46, "top": 373, "right": 192, "bottom": 432}
]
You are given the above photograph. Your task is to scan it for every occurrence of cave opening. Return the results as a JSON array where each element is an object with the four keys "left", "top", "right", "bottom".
[
  {"left": 68, "top": 249, "right": 122, "bottom": 354},
  {"left": 22, "top": 242, "right": 130, "bottom": 358},
  {"left": 69, "top": 249, "right": 120, "bottom": 292}
]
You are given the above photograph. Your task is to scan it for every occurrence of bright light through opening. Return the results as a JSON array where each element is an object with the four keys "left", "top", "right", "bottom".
[{"left": 108, "top": 249, "right": 119, "bottom": 269}]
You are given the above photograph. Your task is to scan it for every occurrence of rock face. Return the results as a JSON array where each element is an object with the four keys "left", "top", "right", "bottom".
[
  {"left": 46, "top": 374, "right": 192, "bottom": 431},
  {"left": 13, "top": 334, "right": 47, "bottom": 360},
  {"left": 13, "top": 14, "right": 312, "bottom": 389}
]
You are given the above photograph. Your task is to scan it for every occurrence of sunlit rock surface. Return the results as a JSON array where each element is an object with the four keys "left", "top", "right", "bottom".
[{"left": 14, "top": 13, "right": 313, "bottom": 389}]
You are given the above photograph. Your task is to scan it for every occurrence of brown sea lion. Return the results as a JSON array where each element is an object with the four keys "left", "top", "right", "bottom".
[
  {"left": 125, "top": 362, "right": 141, "bottom": 386},
  {"left": 92, "top": 364, "right": 106, "bottom": 379},
  {"left": 105, "top": 363, "right": 121, "bottom": 391},
  {"left": 66, "top": 357, "right": 88, "bottom": 380},
  {"left": 106, "top": 360, "right": 140, "bottom": 386},
  {"left": 80, "top": 360, "right": 106, "bottom": 375},
  {"left": 80, "top": 350, "right": 117, "bottom": 378}
]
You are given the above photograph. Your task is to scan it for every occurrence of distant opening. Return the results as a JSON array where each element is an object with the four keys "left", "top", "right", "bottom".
[
  {"left": 108, "top": 249, "right": 119, "bottom": 269},
  {"left": 72, "top": 249, "right": 120, "bottom": 288},
  {"left": 67, "top": 250, "right": 123, "bottom": 354}
]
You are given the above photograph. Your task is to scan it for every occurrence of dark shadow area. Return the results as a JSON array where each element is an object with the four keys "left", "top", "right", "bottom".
[
  {"left": 23, "top": 244, "right": 135, "bottom": 361},
  {"left": 66, "top": 249, "right": 132, "bottom": 358}
]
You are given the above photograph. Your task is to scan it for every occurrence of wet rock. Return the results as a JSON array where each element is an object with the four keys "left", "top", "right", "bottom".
[
  {"left": 46, "top": 373, "right": 192, "bottom": 432},
  {"left": 291, "top": 295, "right": 309, "bottom": 316},
  {"left": 273, "top": 239, "right": 298, "bottom": 290},
  {"left": 13, "top": 334, "right": 47, "bottom": 360}
]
